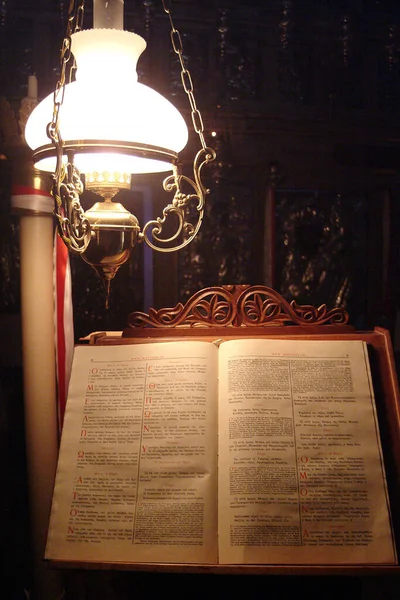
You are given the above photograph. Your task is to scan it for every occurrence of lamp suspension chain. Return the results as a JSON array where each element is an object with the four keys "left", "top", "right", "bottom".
[
  {"left": 162, "top": 0, "right": 207, "bottom": 152},
  {"left": 139, "top": 0, "right": 216, "bottom": 252},
  {"left": 49, "top": 0, "right": 84, "bottom": 149},
  {"left": 48, "top": 0, "right": 91, "bottom": 254}
]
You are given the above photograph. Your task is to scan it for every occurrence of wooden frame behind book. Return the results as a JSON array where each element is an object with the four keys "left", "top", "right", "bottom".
[{"left": 80, "top": 284, "right": 400, "bottom": 574}]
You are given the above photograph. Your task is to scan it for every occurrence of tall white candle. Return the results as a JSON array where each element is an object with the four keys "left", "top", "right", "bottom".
[
  {"left": 94, "top": 0, "right": 124, "bottom": 29},
  {"left": 28, "top": 75, "right": 38, "bottom": 99}
]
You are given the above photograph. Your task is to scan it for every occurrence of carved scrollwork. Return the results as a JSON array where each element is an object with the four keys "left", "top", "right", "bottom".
[
  {"left": 140, "top": 147, "right": 216, "bottom": 252},
  {"left": 126, "top": 284, "right": 349, "bottom": 329},
  {"left": 128, "top": 285, "right": 240, "bottom": 328},
  {"left": 237, "top": 285, "right": 349, "bottom": 327}
]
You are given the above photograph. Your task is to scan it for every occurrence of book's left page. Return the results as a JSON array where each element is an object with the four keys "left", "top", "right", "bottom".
[{"left": 46, "top": 340, "right": 219, "bottom": 565}]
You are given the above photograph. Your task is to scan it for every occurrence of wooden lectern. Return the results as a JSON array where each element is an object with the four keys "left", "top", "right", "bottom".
[{"left": 82, "top": 284, "right": 400, "bottom": 575}]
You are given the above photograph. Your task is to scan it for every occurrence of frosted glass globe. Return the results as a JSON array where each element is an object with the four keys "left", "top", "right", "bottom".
[{"left": 25, "top": 29, "right": 188, "bottom": 175}]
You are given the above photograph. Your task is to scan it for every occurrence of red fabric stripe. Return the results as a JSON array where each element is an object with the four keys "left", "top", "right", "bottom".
[
  {"left": 56, "top": 233, "right": 68, "bottom": 428},
  {"left": 11, "top": 185, "right": 52, "bottom": 197}
]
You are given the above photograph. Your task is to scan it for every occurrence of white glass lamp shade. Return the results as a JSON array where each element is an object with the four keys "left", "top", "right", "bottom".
[{"left": 25, "top": 29, "right": 189, "bottom": 175}]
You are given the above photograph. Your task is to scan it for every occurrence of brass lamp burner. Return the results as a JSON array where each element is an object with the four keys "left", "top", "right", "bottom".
[{"left": 85, "top": 170, "right": 131, "bottom": 199}]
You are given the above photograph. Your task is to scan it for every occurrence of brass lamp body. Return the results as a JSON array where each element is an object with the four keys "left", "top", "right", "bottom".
[{"left": 82, "top": 192, "right": 140, "bottom": 302}]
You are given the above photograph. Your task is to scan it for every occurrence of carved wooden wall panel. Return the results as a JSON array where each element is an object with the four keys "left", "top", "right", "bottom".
[{"left": 274, "top": 189, "right": 368, "bottom": 327}]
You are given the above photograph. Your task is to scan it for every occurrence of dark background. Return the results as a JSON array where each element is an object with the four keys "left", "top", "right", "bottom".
[{"left": 1, "top": 0, "right": 400, "bottom": 598}]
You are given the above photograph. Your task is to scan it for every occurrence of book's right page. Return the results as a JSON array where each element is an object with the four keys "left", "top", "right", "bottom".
[{"left": 217, "top": 338, "right": 397, "bottom": 565}]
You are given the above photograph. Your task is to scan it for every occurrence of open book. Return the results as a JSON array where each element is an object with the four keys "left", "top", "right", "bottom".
[{"left": 46, "top": 337, "right": 397, "bottom": 566}]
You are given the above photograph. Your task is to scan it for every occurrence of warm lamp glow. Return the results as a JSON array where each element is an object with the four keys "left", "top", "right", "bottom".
[{"left": 25, "top": 29, "right": 189, "bottom": 175}]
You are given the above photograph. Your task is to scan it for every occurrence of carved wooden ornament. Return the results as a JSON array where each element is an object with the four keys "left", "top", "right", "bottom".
[{"left": 126, "top": 285, "right": 349, "bottom": 330}]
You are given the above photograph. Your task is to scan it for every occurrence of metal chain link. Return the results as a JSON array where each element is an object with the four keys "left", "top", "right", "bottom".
[
  {"left": 47, "top": 0, "right": 85, "bottom": 148},
  {"left": 162, "top": 0, "right": 207, "bottom": 151}
]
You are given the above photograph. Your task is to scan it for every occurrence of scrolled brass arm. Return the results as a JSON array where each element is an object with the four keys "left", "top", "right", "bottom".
[
  {"left": 52, "top": 150, "right": 92, "bottom": 254},
  {"left": 140, "top": 146, "right": 216, "bottom": 252}
]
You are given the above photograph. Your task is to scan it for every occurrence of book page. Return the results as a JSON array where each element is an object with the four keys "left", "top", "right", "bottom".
[
  {"left": 217, "top": 338, "right": 396, "bottom": 565},
  {"left": 46, "top": 340, "right": 218, "bottom": 564}
]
